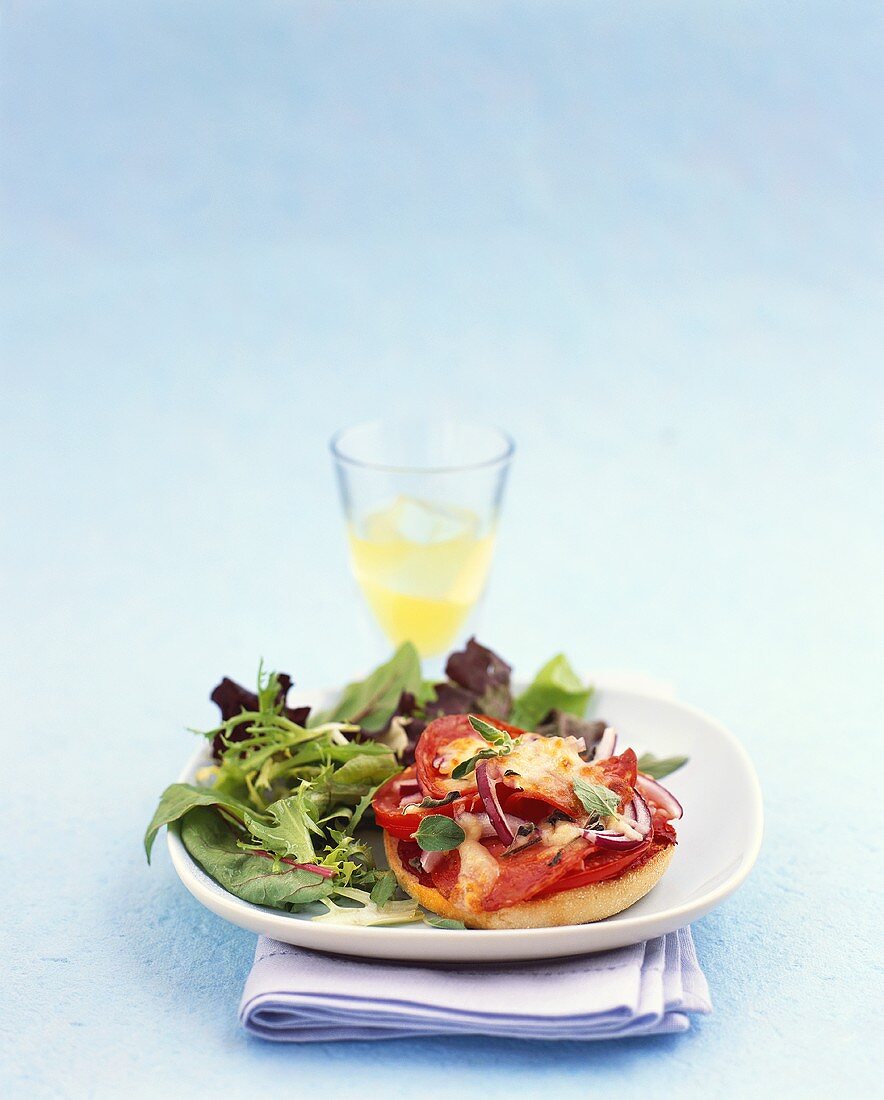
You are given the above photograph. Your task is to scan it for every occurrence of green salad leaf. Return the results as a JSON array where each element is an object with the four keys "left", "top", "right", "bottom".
[
  {"left": 636, "top": 752, "right": 689, "bottom": 779},
  {"left": 312, "top": 886, "right": 422, "bottom": 926},
  {"left": 509, "top": 654, "right": 593, "bottom": 731},
  {"left": 314, "top": 642, "right": 422, "bottom": 733},
  {"left": 144, "top": 784, "right": 256, "bottom": 862},
  {"left": 242, "top": 788, "right": 321, "bottom": 863},
  {"left": 180, "top": 808, "right": 335, "bottom": 908},
  {"left": 424, "top": 914, "right": 467, "bottom": 929},
  {"left": 369, "top": 871, "right": 399, "bottom": 907}
]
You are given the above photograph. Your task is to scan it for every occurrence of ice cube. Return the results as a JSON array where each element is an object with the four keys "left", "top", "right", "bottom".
[{"left": 369, "top": 496, "right": 476, "bottom": 544}]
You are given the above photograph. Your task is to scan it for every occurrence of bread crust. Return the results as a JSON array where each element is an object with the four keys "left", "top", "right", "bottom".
[{"left": 385, "top": 833, "right": 674, "bottom": 929}]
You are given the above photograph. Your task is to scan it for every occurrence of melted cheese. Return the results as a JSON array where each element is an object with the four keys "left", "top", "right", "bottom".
[
  {"left": 435, "top": 736, "right": 486, "bottom": 792},
  {"left": 538, "top": 819, "right": 583, "bottom": 847},
  {"left": 499, "top": 734, "right": 603, "bottom": 810},
  {"left": 603, "top": 814, "right": 643, "bottom": 841},
  {"left": 437, "top": 731, "right": 604, "bottom": 807},
  {"left": 450, "top": 812, "right": 500, "bottom": 907}
]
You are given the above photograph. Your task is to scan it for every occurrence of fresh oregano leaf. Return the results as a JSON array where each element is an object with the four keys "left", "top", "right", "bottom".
[
  {"left": 415, "top": 814, "right": 466, "bottom": 852},
  {"left": 468, "top": 714, "right": 512, "bottom": 747},
  {"left": 418, "top": 791, "right": 462, "bottom": 808},
  {"left": 573, "top": 777, "right": 620, "bottom": 819},
  {"left": 451, "top": 747, "right": 499, "bottom": 780}
]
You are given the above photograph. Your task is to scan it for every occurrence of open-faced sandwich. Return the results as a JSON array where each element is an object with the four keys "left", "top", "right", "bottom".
[{"left": 374, "top": 713, "right": 683, "bottom": 929}]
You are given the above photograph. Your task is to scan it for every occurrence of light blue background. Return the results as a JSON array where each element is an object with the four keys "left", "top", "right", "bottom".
[{"left": 2, "top": 2, "right": 881, "bottom": 1096}]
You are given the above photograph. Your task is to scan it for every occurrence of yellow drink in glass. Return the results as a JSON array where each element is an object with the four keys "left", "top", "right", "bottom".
[
  {"left": 331, "top": 419, "right": 513, "bottom": 660},
  {"left": 348, "top": 496, "right": 496, "bottom": 656}
]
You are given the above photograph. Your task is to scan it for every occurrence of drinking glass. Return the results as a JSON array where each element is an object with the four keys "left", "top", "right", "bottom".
[{"left": 330, "top": 419, "right": 515, "bottom": 658}]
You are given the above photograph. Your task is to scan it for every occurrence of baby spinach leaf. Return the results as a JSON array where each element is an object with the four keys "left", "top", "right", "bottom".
[
  {"left": 316, "top": 642, "right": 422, "bottom": 733},
  {"left": 510, "top": 654, "right": 593, "bottom": 731},
  {"left": 180, "top": 808, "right": 334, "bottom": 909},
  {"left": 144, "top": 784, "right": 256, "bottom": 862},
  {"left": 415, "top": 814, "right": 466, "bottom": 852},
  {"left": 636, "top": 753, "right": 689, "bottom": 779}
]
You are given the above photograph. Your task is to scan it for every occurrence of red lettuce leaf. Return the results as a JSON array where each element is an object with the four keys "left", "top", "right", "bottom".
[{"left": 209, "top": 675, "right": 310, "bottom": 758}]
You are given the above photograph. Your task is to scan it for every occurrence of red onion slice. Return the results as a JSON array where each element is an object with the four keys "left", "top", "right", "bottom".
[
  {"left": 625, "top": 792, "right": 652, "bottom": 836},
  {"left": 636, "top": 773, "right": 683, "bottom": 820},
  {"left": 476, "top": 762, "right": 515, "bottom": 845},
  {"left": 593, "top": 727, "right": 618, "bottom": 761},
  {"left": 581, "top": 828, "right": 645, "bottom": 851},
  {"left": 419, "top": 849, "right": 445, "bottom": 874},
  {"left": 581, "top": 791, "right": 651, "bottom": 851},
  {"left": 397, "top": 777, "right": 421, "bottom": 796}
]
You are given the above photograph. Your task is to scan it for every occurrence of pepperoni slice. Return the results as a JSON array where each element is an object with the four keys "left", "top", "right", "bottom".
[{"left": 480, "top": 836, "right": 593, "bottom": 911}]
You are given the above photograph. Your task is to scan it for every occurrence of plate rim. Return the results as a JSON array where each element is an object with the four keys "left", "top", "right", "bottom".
[{"left": 166, "top": 685, "right": 763, "bottom": 958}]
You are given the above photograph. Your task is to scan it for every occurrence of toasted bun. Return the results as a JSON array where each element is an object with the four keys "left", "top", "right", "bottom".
[{"left": 385, "top": 833, "right": 674, "bottom": 929}]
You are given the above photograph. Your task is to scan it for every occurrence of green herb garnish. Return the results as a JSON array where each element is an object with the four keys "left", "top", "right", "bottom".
[
  {"left": 418, "top": 791, "right": 462, "bottom": 808},
  {"left": 573, "top": 777, "right": 620, "bottom": 819},
  {"left": 450, "top": 715, "right": 520, "bottom": 779},
  {"left": 415, "top": 814, "right": 466, "bottom": 852},
  {"left": 468, "top": 714, "right": 513, "bottom": 746}
]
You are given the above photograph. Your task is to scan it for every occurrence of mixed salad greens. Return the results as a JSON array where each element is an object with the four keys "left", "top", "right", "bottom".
[{"left": 145, "top": 638, "right": 686, "bottom": 926}]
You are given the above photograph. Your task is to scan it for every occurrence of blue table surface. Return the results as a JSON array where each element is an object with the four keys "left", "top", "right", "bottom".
[{"left": 2, "top": 3, "right": 882, "bottom": 1097}]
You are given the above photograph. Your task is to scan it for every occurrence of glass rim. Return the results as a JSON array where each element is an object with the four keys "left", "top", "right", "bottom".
[{"left": 329, "top": 419, "right": 516, "bottom": 475}]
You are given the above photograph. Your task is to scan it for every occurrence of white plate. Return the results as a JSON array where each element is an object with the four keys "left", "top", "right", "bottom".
[{"left": 167, "top": 685, "right": 762, "bottom": 961}]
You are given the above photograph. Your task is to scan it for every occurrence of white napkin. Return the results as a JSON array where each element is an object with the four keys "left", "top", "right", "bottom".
[{"left": 239, "top": 927, "right": 710, "bottom": 1041}]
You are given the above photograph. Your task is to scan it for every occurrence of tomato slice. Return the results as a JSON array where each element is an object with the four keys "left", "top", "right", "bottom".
[
  {"left": 372, "top": 766, "right": 474, "bottom": 839},
  {"left": 414, "top": 714, "right": 524, "bottom": 799}
]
